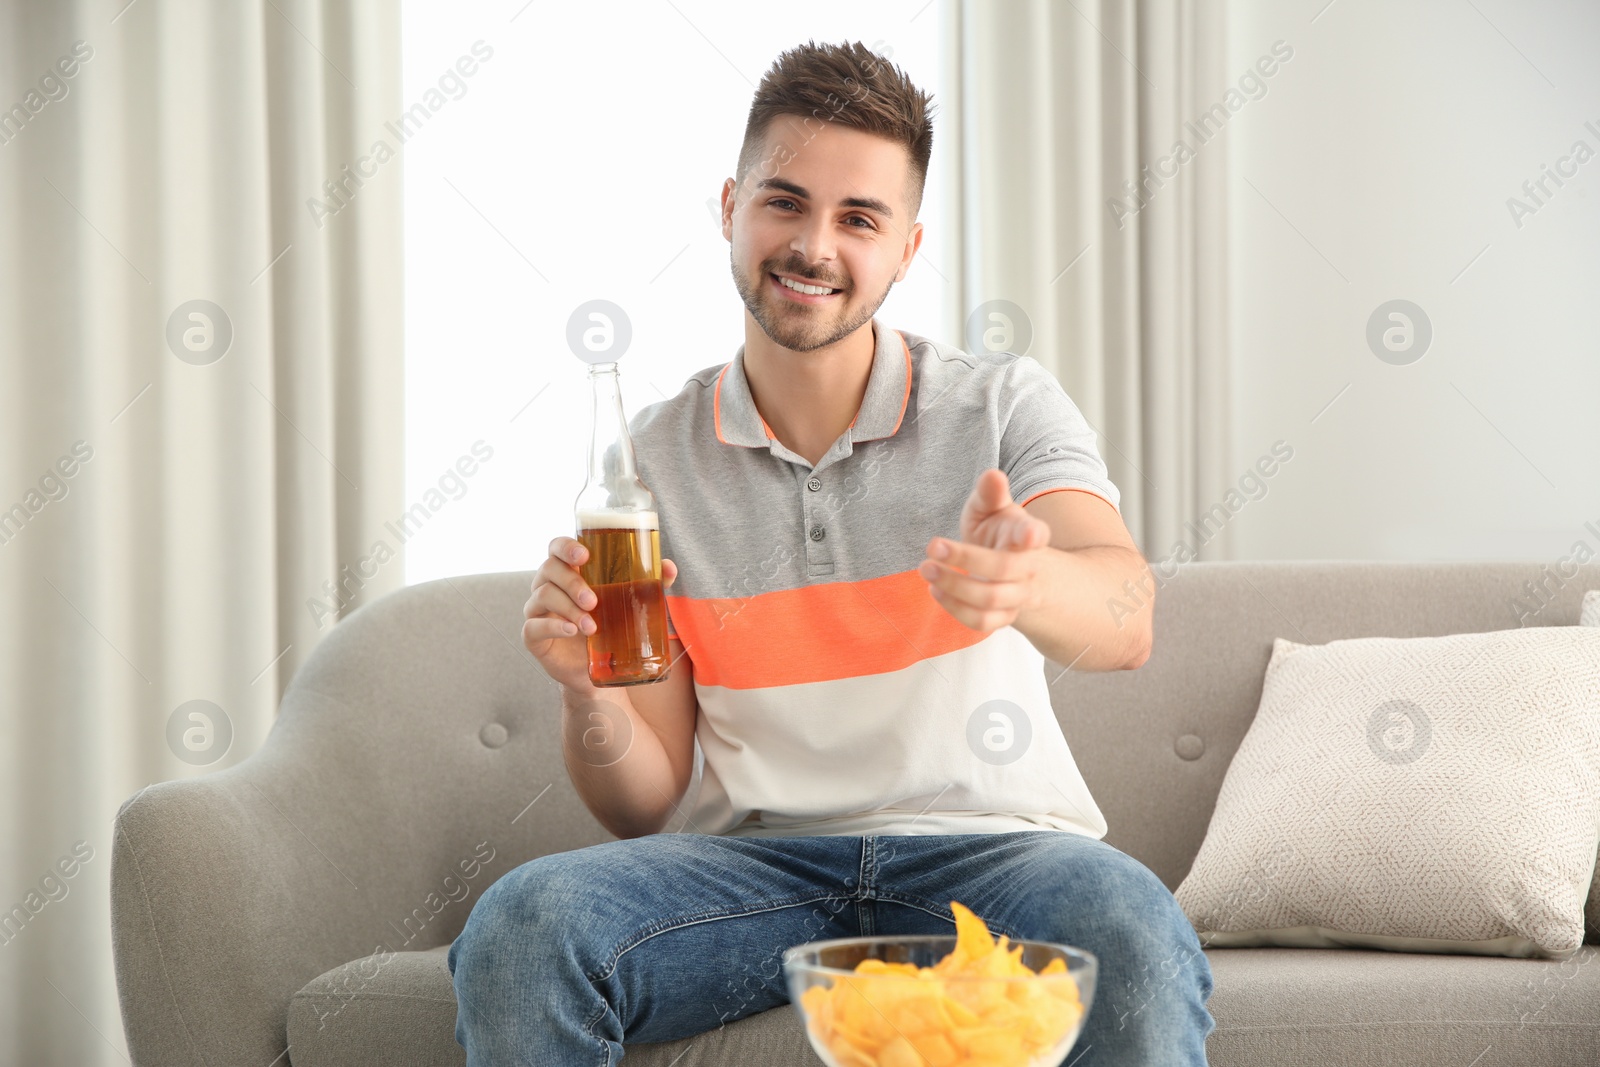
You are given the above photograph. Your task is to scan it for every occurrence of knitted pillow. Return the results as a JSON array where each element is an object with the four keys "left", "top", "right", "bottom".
[
  {"left": 1584, "top": 591, "right": 1600, "bottom": 944},
  {"left": 1176, "top": 627, "right": 1600, "bottom": 959}
]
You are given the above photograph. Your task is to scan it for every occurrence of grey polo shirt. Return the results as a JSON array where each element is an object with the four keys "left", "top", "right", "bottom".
[{"left": 627, "top": 316, "right": 1121, "bottom": 838}]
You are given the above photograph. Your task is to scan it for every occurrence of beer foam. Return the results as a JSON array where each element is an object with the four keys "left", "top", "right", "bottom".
[{"left": 576, "top": 509, "right": 659, "bottom": 530}]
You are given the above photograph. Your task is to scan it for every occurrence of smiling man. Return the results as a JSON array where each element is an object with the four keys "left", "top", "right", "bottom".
[{"left": 451, "top": 39, "right": 1216, "bottom": 1067}]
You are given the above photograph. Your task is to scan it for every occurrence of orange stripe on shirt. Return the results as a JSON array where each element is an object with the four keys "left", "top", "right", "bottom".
[
  {"left": 666, "top": 568, "right": 990, "bottom": 689},
  {"left": 1020, "top": 486, "right": 1119, "bottom": 512}
]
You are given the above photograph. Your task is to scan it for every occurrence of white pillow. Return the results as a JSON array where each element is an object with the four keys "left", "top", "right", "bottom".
[
  {"left": 1584, "top": 591, "right": 1600, "bottom": 943},
  {"left": 1176, "top": 627, "right": 1600, "bottom": 960}
]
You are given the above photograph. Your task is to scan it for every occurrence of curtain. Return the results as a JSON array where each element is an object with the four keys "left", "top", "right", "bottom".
[
  {"left": 0, "top": 2, "right": 402, "bottom": 1062},
  {"left": 943, "top": 0, "right": 1233, "bottom": 559}
]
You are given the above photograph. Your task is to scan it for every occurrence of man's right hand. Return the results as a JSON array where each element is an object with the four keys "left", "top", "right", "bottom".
[{"left": 523, "top": 535, "right": 678, "bottom": 692}]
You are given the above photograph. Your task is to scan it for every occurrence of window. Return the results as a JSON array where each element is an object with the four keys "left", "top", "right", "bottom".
[{"left": 402, "top": 1, "right": 947, "bottom": 584}]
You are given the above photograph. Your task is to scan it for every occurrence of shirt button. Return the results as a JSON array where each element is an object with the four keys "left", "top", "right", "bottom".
[
  {"left": 809, "top": 525, "right": 826, "bottom": 542},
  {"left": 807, "top": 477, "right": 822, "bottom": 492}
]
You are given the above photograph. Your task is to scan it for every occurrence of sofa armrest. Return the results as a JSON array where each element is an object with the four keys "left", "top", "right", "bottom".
[
  {"left": 110, "top": 573, "right": 609, "bottom": 1066},
  {"left": 112, "top": 757, "right": 367, "bottom": 1067}
]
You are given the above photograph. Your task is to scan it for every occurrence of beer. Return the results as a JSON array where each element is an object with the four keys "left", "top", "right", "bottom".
[
  {"left": 573, "top": 356, "right": 671, "bottom": 687},
  {"left": 576, "top": 509, "right": 670, "bottom": 687}
]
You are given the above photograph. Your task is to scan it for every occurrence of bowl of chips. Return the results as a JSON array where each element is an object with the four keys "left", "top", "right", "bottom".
[{"left": 783, "top": 901, "right": 1096, "bottom": 1067}]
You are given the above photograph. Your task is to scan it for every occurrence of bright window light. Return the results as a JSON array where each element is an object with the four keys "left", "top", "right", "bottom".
[{"left": 401, "top": 1, "right": 947, "bottom": 585}]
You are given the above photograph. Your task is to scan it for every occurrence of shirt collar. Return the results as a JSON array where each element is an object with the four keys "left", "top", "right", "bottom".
[{"left": 712, "top": 317, "right": 913, "bottom": 450}]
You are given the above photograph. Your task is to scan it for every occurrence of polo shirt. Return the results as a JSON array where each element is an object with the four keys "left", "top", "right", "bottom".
[{"left": 627, "top": 316, "right": 1122, "bottom": 839}]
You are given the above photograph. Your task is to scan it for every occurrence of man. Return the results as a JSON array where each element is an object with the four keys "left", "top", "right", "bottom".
[{"left": 450, "top": 39, "right": 1215, "bottom": 1066}]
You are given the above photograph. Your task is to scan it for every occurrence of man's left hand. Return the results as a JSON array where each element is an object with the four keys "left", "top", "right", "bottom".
[{"left": 919, "top": 468, "right": 1050, "bottom": 634}]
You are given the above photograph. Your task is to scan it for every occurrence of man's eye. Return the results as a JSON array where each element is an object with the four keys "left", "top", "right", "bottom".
[{"left": 770, "top": 199, "right": 874, "bottom": 230}]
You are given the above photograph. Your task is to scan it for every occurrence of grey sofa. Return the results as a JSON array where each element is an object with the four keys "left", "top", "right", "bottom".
[{"left": 111, "top": 560, "right": 1600, "bottom": 1066}]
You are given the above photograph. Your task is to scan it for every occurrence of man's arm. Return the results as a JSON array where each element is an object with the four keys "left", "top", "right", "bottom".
[
  {"left": 560, "top": 635, "right": 699, "bottom": 840},
  {"left": 1012, "top": 488, "right": 1153, "bottom": 671},
  {"left": 918, "top": 474, "right": 1153, "bottom": 673}
]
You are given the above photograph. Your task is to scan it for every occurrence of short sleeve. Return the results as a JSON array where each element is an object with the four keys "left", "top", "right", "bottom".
[{"left": 997, "top": 356, "right": 1121, "bottom": 513}]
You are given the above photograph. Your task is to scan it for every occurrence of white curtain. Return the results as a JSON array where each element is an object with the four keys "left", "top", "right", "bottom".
[
  {"left": 0, "top": 2, "right": 402, "bottom": 1062},
  {"left": 943, "top": 0, "right": 1233, "bottom": 558}
]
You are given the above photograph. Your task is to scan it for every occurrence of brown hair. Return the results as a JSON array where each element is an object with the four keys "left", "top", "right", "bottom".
[{"left": 736, "top": 40, "right": 936, "bottom": 219}]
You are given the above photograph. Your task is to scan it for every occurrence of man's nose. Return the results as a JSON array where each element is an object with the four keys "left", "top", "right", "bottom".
[{"left": 789, "top": 214, "right": 839, "bottom": 270}]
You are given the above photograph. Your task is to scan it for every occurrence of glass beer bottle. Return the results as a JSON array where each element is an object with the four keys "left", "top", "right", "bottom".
[{"left": 573, "top": 360, "right": 671, "bottom": 687}]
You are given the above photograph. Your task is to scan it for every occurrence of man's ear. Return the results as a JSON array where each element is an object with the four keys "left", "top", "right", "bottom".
[
  {"left": 894, "top": 220, "right": 924, "bottom": 283},
  {"left": 720, "top": 178, "right": 737, "bottom": 242}
]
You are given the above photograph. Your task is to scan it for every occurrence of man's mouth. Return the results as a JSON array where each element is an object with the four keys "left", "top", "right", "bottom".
[{"left": 770, "top": 272, "right": 843, "bottom": 303}]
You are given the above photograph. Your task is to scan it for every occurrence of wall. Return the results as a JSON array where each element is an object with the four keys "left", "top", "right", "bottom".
[{"left": 1227, "top": 0, "right": 1600, "bottom": 564}]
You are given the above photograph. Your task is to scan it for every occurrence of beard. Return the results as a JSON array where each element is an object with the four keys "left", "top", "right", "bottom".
[{"left": 731, "top": 252, "right": 895, "bottom": 353}]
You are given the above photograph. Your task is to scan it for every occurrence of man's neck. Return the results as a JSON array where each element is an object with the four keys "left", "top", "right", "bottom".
[{"left": 742, "top": 316, "right": 877, "bottom": 467}]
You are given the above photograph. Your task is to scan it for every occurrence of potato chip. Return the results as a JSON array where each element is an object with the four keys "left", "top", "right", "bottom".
[{"left": 798, "top": 901, "right": 1084, "bottom": 1067}]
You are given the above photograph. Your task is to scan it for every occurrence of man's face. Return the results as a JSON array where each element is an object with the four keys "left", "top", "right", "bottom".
[{"left": 723, "top": 120, "right": 923, "bottom": 353}]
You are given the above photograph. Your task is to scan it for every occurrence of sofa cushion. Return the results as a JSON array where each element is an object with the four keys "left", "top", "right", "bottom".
[
  {"left": 1204, "top": 945, "right": 1600, "bottom": 1064},
  {"left": 286, "top": 944, "right": 817, "bottom": 1066},
  {"left": 285, "top": 942, "right": 1600, "bottom": 1065},
  {"left": 287, "top": 946, "right": 463, "bottom": 1066},
  {"left": 1175, "top": 627, "right": 1600, "bottom": 959}
]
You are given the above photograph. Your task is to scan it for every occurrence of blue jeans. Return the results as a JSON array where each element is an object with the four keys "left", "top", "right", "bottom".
[{"left": 448, "top": 830, "right": 1215, "bottom": 1065}]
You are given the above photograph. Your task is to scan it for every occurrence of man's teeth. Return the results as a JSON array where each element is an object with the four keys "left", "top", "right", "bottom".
[{"left": 778, "top": 275, "right": 837, "bottom": 296}]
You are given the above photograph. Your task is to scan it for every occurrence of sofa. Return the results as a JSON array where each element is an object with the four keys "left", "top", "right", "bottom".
[{"left": 111, "top": 560, "right": 1600, "bottom": 1066}]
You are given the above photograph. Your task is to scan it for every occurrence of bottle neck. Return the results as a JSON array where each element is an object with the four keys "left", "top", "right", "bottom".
[{"left": 587, "top": 362, "right": 637, "bottom": 488}]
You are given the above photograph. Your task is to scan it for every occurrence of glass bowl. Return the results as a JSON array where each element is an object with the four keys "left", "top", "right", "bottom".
[{"left": 783, "top": 935, "right": 1097, "bottom": 1067}]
